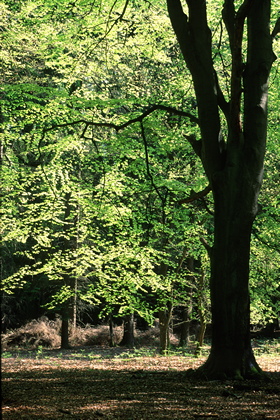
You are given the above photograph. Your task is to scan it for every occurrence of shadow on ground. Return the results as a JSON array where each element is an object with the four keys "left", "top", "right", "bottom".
[{"left": 2, "top": 357, "right": 280, "bottom": 419}]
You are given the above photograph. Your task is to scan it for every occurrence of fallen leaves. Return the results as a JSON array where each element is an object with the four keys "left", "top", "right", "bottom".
[{"left": 2, "top": 347, "right": 280, "bottom": 419}]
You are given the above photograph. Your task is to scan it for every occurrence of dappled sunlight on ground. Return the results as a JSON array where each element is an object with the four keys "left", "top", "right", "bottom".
[{"left": 2, "top": 347, "right": 280, "bottom": 419}]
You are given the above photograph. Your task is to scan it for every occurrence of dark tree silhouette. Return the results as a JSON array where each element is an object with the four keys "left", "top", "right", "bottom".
[{"left": 167, "top": 0, "right": 278, "bottom": 378}]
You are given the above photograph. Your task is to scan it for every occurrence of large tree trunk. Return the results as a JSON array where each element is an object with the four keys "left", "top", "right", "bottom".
[
  {"left": 199, "top": 162, "right": 262, "bottom": 379},
  {"left": 167, "top": 0, "right": 275, "bottom": 379}
]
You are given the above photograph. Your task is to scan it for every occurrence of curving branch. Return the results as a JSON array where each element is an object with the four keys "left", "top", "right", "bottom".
[
  {"left": 177, "top": 184, "right": 211, "bottom": 205},
  {"left": 140, "top": 121, "right": 166, "bottom": 204},
  {"left": 167, "top": 0, "right": 224, "bottom": 179},
  {"left": 43, "top": 104, "right": 198, "bottom": 134}
]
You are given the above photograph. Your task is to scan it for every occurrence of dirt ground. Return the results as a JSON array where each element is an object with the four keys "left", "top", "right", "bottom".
[{"left": 2, "top": 347, "right": 280, "bottom": 419}]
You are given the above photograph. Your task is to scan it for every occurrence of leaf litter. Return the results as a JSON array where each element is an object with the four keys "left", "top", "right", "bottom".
[{"left": 2, "top": 347, "right": 280, "bottom": 419}]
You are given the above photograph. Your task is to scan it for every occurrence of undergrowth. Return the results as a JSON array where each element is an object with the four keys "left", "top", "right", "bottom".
[
  {"left": 1, "top": 316, "right": 178, "bottom": 351},
  {"left": 1, "top": 317, "right": 279, "bottom": 360}
]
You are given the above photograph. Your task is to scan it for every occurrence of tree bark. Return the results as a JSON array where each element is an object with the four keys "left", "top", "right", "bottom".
[
  {"left": 159, "top": 302, "right": 172, "bottom": 353},
  {"left": 179, "top": 257, "right": 194, "bottom": 347},
  {"left": 71, "top": 276, "right": 78, "bottom": 330},
  {"left": 199, "top": 0, "right": 275, "bottom": 379},
  {"left": 200, "top": 160, "right": 262, "bottom": 378},
  {"left": 59, "top": 192, "right": 80, "bottom": 348},
  {"left": 108, "top": 314, "right": 115, "bottom": 347},
  {"left": 195, "top": 270, "right": 207, "bottom": 351},
  {"left": 61, "top": 311, "right": 70, "bottom": 349},
  {"left": 60, "top": 192, "right": 74, "bottom": 350},
  {"left": 167, "top": 0, "right": 275, "bottom": 379},
  {"left": 120, "top": 313, "right": 135, "bottom": 348},
  {"left": 179, "top": 306, "right": 192, "bottom": 347}
]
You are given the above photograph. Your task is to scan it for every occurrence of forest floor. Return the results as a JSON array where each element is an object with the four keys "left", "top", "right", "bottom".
[{"left": 2, "top": 346, "right": 280, "bottom": 420}]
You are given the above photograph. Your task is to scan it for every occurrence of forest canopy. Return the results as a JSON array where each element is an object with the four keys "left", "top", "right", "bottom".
[{"left": 0, "top": 1, "right": 279, "bottom": 368}]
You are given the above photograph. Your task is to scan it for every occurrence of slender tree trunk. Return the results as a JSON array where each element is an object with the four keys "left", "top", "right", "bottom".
[
  {"left": 61, "top": 309, "right": 70, "bottom": 349},
  {"left": 60, "top": 192, "right": 79, "bottom": 347},
  {"left": 120, "top": 313, "right": 135, "bottom": 348},
  {"left": 179, "top": 305, "right": 192, "bottom": 347},
  {"left": 59, "top": 192, "right": 73, "bottom": 350},
  {"left": 159, "top": 302, "right": 172, "bottom": 353},
  {"left": 108, "top": 315, "right": 115, "bottom": 347},
  {"left": 71, "top": 199, "right": 80, "bottom": 330},
  {"left": 196, "top": 322, "right": 206, "bottom": 350},
  {"left": 195, "top": 270, "right": 207, "bottom": 351},
  {"left": 71, "top": 276, "right": 78, "bottom": 329},
  {"left": 179, "top": 257, "right": 194, "bottom": 347}
]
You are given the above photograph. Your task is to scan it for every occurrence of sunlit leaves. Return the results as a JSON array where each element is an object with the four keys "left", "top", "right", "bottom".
[{"left": 1, "top": 0, "right": 279, "bottom": 331}]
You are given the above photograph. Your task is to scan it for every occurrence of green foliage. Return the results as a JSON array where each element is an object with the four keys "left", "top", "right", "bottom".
[{"left": 1, "top": 0, "right": 279, "bottom": 332}]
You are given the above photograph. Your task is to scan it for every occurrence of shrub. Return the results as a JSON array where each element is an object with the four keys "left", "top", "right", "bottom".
[
  {"left": 1, "top": 318, "right": 179, "bottom": 350},
  {"left": 69, "top": 324, "right": 123, "bottom": 347},
  {"left": 1, "top": 317, "right": 61, "bottom": 350}
]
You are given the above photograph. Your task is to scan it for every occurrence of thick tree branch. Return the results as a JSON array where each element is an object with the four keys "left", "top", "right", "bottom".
[
  {"left": 214, "top": 70, "right": 230, "bottom": 121},
  {"left": 228, "top": 0, "right": 254, "bottom": 140},
  {"left": 178, "top": 184, "right": 211, "bottom": 205},
  {"left": 167, "top": 0, "right": 223, "bottom": 180},
  {"left": 222, "top": 0, "right": 235, "bottom": 53},
  {"left": 243, "top": 0, "right": 275, "bottom": 181},
  {"left": 235, "top": 0, "right": 254, "bottom": 23},
  {"left": 43, "top": 104, "right": 198, "bottom": 133}
]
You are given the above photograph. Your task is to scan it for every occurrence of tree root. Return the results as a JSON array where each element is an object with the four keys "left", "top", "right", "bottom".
[{"left": 185, "top": 352, "right": 270, "bottom": 381}]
